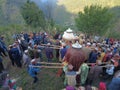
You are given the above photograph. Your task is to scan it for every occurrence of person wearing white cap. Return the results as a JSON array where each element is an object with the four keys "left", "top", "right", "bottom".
[
  {"left": 28, "top": 59, "right": 40, "bottom": 84},
  {"left": 22, "top": 50, "right": 30, "bottom": 66},
  {"left": 86, "top": 42, "right": 91, "bottom": 47}
]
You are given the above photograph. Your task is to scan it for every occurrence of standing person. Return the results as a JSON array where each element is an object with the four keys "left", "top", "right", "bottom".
[
  {"left": 77, "top": 63, "right": 89, "bottom": 85},
  {"left": 22, "top": 50, "right": 30, "bottom": 67},
  {"left": 0, "top": 56, "right": 4, "bottom": 73},
  {"left": 45, "top": 43, "right": 53, "bottom": 62},
  {"left": 104, "top": 60, "right": 114, "bottom": 80},
  {"left": 0, "top": 41, "right": 7, "bottom": 57},
  {"left": 33, "top": 45, "right": 41, "bottom": 62},
  {"left": 108, "top": 77, "right": 120, "bottom": 90},
  {"left": 91, "top": 60, "right": 103, "bottom": 84},
  {"left": 87, "top": 60, "right": 102, "bottom": 85},
  {"left": 11, "top": 43, "right": 22, "bottom": 68},
  {"left": 55, "top": 40, "right": 61, "bottom": 59},
  {"left": 15, "top": 41, "right": 23, "bottom": 58},
  {"left": 0, "top": 35, "right": 8, "bottom": 52},
  {"left": 20, "top": 37, "right": 28, "bottom": 52},
  {"left": 60, "top": 43, "right": 67, "bottom": 61},
  {"left": 43, "top": 34, "right": 49, "bottom": 44},
  {"left": 88, "top": 48, "right": 98, "bottom": 63},
  {"left": 8, "top": 45, "right": 15, "bottom": 66},
  {"left": 28, "top": 59, "right": 40, "bottom": 84}
]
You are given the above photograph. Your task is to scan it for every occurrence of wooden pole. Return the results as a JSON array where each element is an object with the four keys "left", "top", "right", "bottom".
[
  {"left": 37, "top": 62, "right": 62, "bottom": 65},
  {"left": 40, "top": 44, "right": 61, "bottom": 48},
  {"left": 32, "top": 65, "right": 63, "bottom": 68}
]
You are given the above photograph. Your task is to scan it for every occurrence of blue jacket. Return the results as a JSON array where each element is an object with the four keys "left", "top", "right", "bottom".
[
  {"left": 60, "top": 47, "right": 67, "bottom": 59},
  {"left": 108, "top": 77, "right": 120, "bottom": 90},
  {"left": 11, "top": 47, "right": 21, "bottom": 60},
  {"left": 28, "top": 64, "right": 40, "bottom": 77},
  {"left": 89, "top": 51, "right": 98, "bottom": 63}
]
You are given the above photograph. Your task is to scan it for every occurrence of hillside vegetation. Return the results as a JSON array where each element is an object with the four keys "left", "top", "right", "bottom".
[
  {"left": 0, "top": 0, "right": 26, "bottom": 26},
  {"left": 0, "top": 0, "right": 120, "bottom": 26},
  {"left": 58, "top": 0, "right": 120, "bottom": 13}
]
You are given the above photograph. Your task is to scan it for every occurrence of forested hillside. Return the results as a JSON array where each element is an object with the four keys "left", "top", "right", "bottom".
[
  {"left": 55, "top": 0, "right": 120, "bottom": 25},
  {"left": 0, "top": 0, "right": 26, "bottom": 26}
]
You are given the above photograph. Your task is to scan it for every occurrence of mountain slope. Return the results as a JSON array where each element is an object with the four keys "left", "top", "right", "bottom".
[
  {"left": 58, "top": 0, "right": 120, "bottom": 13},
  {"left": 0, "top": 0, "right": 26, "bottom": 26}
]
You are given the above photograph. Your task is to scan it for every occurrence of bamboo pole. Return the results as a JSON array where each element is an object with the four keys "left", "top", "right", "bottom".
[
  {"left": 37, "top": 62, "right": 62, "bottom": 65},
  {"left": 32, "top": 65, "right": 63, "bottom": 68},
  {"left": 39, "top": 45, "right": 61, "bottom": 49},
  {"left": 86, "top": 62, "right": 109, "bottom": 65},
  {"left": 40, "top": 44, "right": 61, "bottom": 48},
  {"left": 37, "top": 62, "right": 109, "bottom": 66},
  {"left": 32, "top": 64, "right": 112, "bottom": 69}
]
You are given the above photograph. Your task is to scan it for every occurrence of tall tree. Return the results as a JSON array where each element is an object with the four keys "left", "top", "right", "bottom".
[
  {"left": 75, "top": 5, "right": 113, "bottom": 36},
  {"left": 21, "top": 0, "right": 46, "bottom": 28}
]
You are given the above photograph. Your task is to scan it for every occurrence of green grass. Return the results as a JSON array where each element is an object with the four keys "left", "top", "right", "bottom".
[{"left": 2, "top": 48, "right": 64, "bottom": 90}]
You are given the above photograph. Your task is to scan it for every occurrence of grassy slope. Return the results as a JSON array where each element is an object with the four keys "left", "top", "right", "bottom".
[
  {"left": 3, "top": 53, "right": 64, "bottom": 90},
  {"left": 58, "top": 0, "right": 120, "bottom": 13}
]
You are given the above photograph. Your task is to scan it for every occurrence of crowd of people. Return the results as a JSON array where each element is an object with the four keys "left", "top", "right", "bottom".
[
  {"left": 0, "top": 31, "right": 120, "bottom": 90},
  {"left": 61, "top": 35, "right": 120, "bottom": 90}
]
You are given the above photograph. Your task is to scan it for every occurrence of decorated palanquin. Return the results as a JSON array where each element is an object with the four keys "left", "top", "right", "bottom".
[
  {"left": 63, "top": 41, "right": 86, "bottom": 71},
  {"left": 61, "top": 28, "right": 86, "bottom": 71}
]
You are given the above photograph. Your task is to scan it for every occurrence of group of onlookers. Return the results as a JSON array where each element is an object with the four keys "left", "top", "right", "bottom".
[
  {"left": 62, "top": 36, "right": 120, "bottom": 90},
  {"left": 0, "top": 31, "right": 120, "bottom": 90}
]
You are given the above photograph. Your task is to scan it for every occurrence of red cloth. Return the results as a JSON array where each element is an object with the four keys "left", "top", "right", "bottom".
[
  {"left": 99, "top": 82, "right": 106, "bottom": 90},
  {"left": 64, "top": 48, "right": 85, "bottom": 71}
]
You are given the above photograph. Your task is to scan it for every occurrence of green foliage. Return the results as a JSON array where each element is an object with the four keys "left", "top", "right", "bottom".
[
  {"left": 0, "top": 0, "right": 25, "bottom": 26},
  {"left": 75, "top": 5, "right": 113, "bottom": 36},
  {"left": 21, "top": 1, "right": 46, "bottom": 28}
]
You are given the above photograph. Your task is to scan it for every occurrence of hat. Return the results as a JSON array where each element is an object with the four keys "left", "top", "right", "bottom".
[
  {"left": 87, "top": 42, "right": 91, "bottom": 46},
  {"left": 95, "top": 47, "right": 98, "bottom": 51},
  {"left": 107, "top": 48, "right": 111, "bottom": 51},
  {"left": 24, "top": 50, "right": 28, "bottom": 53},
  {"left": 72, "top": 41, "right": 82, "bottom": 49},
  {"left": 62, "top": 42, "right": 66, "bottom": 46},
  {"left": 9, "top": 45, "right": 13, "bottom": 48},
  {"left": 47, "top": 43, "right": 51, "bottom": 46},
  {"left": 31, "top": 59, "right": 36, "bottom": 64}
]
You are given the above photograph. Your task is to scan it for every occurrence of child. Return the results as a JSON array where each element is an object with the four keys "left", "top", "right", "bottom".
[{"left": 64, "top": 64, "right": 76, "bottom": 86}]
